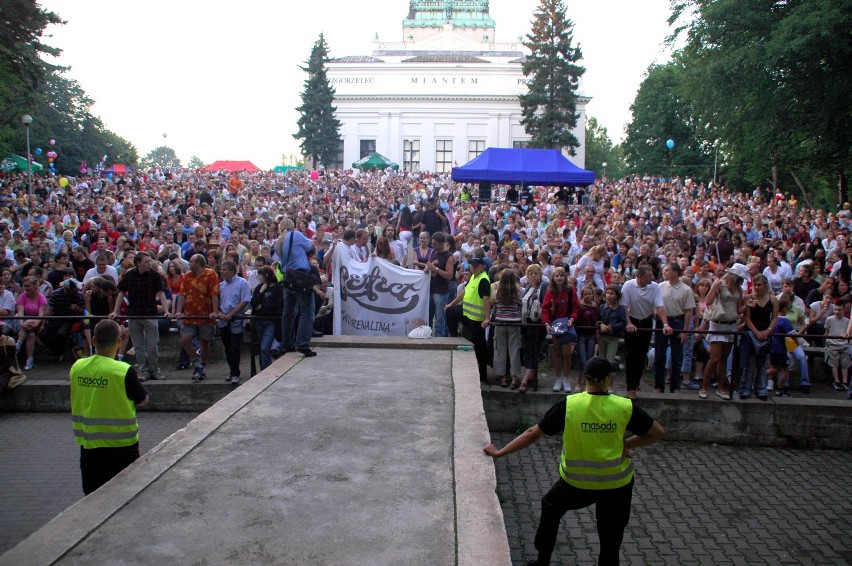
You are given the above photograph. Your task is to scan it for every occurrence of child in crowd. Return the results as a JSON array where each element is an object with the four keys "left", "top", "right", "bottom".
[
  {"left": 768, "top": 298, "right": 795, "bottom": 396},
  {"left": 825, "top": 303, "right": 850, "bottom": 391},
  {"left": 597, "top": 284, "right": 626, "bottom": 363},
  {"left": 574, "top": 284, "right": 600, "bottom": 391}
]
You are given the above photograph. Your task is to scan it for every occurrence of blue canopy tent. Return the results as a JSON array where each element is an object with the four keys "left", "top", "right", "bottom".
[{"left": 451, "top": 148, "right": 595, "bottom": 186}]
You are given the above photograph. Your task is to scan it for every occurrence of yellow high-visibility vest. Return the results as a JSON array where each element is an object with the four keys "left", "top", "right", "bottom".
[
  {"left": 462, "top": 270, "right": 490, "bottom": 321},
  {"left": 559, "top": 392, "right": 634, "bottom": 490},
  {"left": 70, "top": 355, "right": 139, "bottom": 449}
]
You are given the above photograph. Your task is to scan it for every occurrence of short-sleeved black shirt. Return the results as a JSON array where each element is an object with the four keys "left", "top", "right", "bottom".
[
  {"left": 117, "top": 268, "right": 165, "bottom": 316},
  {"left": 538, "top": 393, "right": 654, "bottom": 437}
]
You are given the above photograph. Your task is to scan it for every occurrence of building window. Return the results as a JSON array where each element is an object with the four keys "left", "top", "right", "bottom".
[
  {"left": 360, "top": 139, "right": 376, "bottom": 159},
  {"left": 513, "top": 140, "right": 530, "bottom": 149},
  {"left": 403, "top": 140, "right": 420, "bottom": 172},
  {"left": 468, "top": 140, "right": 486, "bottom": 162},
  {"left": 333, "top": 140, "right": 344, "bottom": 169},
  {"left": 435, "top": 140, "right": 453, "bottom": 173}
]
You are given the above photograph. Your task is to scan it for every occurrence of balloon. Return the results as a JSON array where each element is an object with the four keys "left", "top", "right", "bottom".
[
  {"left": 666, "top": 139, "right": 675, "bottom": 149},
  {"left": 311, "top": 170, "right": 319, "bottom": 180},
  {"left": 48, "top": 158, "right": 53, "bottom": 163},
  {"left": 107, "top": 173, "right": 113, "bottom": 179},
  {"left": 34, "top": 148, "right": 42, "bottom": 155},
  {"left": 49, "top": 139, "right": 56, "bottom": 145},
  {"left": 59, "top": 177, "right": 68, "bottom": 188},
  {"left": 81, "top": 168, "right": 87, "bottom": 174}
]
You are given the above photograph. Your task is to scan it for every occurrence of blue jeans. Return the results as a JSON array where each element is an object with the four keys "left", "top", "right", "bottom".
[
  {"left": 282, "top": 286, "right": 315, "bottom": 351},
  {"left": 655, "top": 317, "right": 684, "bottom": 390},
  {"left": 431, "top": 291, "right": 449, "bottom": 337},
  {"left": 254, "top": 320, "right": 276, "bottom": 370},
  {"left": 739, "top": 331, "right": 769, "bottom": 398},
  {"left": 576, "top": 333, "right": 596, "bottom": 371},
  {"left": 789, "top": 346, "right": 810, "bottom": 386}
]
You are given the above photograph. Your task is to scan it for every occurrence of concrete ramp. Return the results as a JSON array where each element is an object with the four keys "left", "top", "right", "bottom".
[{"left": 1, "top": 341, "right": 509, "bottom": 566}]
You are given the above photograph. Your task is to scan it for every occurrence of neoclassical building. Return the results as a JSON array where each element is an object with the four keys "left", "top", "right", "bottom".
[{"left": 326, "top": 0, "right": 589, "bottom": 172}]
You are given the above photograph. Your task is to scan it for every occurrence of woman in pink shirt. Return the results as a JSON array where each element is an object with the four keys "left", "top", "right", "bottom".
[{"left": 16, "top": 276, "right": 48, "bottom": 370}]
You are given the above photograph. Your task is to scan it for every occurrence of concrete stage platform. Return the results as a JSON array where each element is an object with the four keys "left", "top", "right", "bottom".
[{"left": 0, "top": 339, "right": 510, "bottom": 566}]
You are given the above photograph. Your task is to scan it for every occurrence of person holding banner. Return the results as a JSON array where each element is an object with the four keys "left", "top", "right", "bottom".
[{"left": 446, "top": 256, "right": 491, "bottom": 382}]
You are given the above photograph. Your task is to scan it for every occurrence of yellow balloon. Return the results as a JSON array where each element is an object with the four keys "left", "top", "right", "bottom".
[{"left": 59, "top": 177, "right": 69, "bottom": 188}]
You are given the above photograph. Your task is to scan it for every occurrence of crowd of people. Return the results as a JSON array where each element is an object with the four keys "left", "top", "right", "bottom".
[{"left": 0, "top": 165, "right": 851, "bottom": 401}]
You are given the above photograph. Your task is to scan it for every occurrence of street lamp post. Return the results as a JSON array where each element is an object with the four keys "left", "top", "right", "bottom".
[
  {"left": 21, "top": 114, "right": 33, "bottom": 196},
  {"left": 713, "top": 140, "right": 719, "bottom": 187},
  {"left": 602, "top": 161, "right": 608, "bottom": 179}
]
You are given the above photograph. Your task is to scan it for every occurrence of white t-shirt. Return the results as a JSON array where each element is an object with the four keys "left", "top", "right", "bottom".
[{"left": 620, "top": 279, "right": 664, "bottom": 320}]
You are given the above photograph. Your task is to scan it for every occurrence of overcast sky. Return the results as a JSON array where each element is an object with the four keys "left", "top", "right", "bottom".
[{"left": 38, "top": 0, "right": 673, "bottom": 169}]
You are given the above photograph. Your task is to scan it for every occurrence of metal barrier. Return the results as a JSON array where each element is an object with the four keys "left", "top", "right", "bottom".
[{"left": 4, "top": 314, "right": 284, "bottom": 378}]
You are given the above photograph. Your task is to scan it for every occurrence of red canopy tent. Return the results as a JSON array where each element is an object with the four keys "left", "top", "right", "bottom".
[{"left": 201, "top": 160, "right": 260, "bottom": 172}]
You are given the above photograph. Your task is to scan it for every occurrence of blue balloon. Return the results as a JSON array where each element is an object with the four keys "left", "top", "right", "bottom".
[
  {"left": 34, "top": 148, "right": 42, "bottom": 155},
  {"left": 666, "top": 139, "right": 675, "bottom": 150},
  {"left": 107, "top": 173, "right": 113, "bottom": 179}
]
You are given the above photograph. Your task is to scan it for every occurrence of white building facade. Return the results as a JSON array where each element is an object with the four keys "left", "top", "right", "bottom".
[{"left": 326, "top": 1, "right": 589, "bottom": 172}]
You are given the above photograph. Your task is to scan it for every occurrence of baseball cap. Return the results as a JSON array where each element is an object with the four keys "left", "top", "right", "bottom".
[
  {"left": 468, "top": 257, "right": 485, "bottom": 266},
  {"left": 584, "top": 356, "right": 618, "bottom": 383}
]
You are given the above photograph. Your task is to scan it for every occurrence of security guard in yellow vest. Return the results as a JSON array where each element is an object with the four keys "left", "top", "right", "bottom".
[
  {"left": 70, "top": 319, "right": 149, "bottom": 495},
  {"left": 484, "top": 356, "right": 665, "bottom": 566},
  {"left": 445, "top": 255, "right": 491, "bottom": 381}
]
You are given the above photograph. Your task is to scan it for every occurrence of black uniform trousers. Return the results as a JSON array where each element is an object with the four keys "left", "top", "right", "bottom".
[
  {"left": 534, "top": 477, "right": 634, "bottom": 566},
  {"left": 462, "top": 316, "right": 488, "bottom": 381}
]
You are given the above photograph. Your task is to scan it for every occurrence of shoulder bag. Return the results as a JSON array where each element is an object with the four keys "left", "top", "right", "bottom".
[{"left": 279, "top": 232, "right": 316, "bottom": 293}]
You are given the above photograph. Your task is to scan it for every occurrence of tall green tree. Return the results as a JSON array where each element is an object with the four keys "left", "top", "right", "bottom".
[
  {"left": 0, "top": 1, "right": 62, "bottom": 154},
  {"left": 584, "top": 117, "right": 625, "bottom": 179},
  {"left": 294, "top": 34, "right": 341, "bottom": 168},
  {"left": 622, "top": 62, "right": 713, "bottom": 179},
  {"left": 188, "top": 155, "right": 206, "bottom": 169},
  {"left": 519, "top": 0, "right": 585, "bottom": 153},
  {"left": 141, "top": 146, "right": 180, "bottom": 169},
  {"left": 670, "top": 0, "right": 852, "bottom": 205}
]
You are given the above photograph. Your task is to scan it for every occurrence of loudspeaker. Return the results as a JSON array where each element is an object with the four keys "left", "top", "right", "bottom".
[{"left": 478, "top": 182, "right": 492, "bottom": 204}]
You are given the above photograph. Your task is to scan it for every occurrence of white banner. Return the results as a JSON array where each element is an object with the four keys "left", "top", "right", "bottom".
[{"left": 332, "top": 244, "right": 430, "bottom": 336}]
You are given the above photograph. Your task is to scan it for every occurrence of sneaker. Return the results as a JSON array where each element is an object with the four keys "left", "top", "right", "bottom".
[
  {"left": 230, "top": 375, "right": 241, "bottom": 385},
  {"left": 15, "top": 340, "right": 22, "bottom": 353},
  {"left": 149, "top": 373, "right": 166, "bottom": 381},
  {"left": 767, "top": 379, "right": 774, "bottom": 391},
  {"left": 563, "top": 381, "right": 572, "bottom": 393},
  {"left": 192, "top": 366, "right": 206, "bottom": 383},
  {"left": 833, "top": 382, "right": 843, "bottom": 391},
  {"left": 842, "top": 382, "right": 850, "bottom": 391},
  {"left": 24, "top": 357, "right": 34, "bottom": 371},
  {"left": 552, "top": 378, "right": 563, "bottom": 392},
  {"left": 682, "top": 381, "right": 702, "bottom": 390}
]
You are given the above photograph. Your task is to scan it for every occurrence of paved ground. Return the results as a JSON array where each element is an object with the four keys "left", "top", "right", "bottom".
[
  {"left": 491, "top": 433, "right": 852, "bottom": 566},
  {"left": 0, "top": 412, "right": 198, "bottom": 555}
]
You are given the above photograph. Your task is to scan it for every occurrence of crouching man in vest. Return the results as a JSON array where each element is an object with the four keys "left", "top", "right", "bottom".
[
  {"left": 70, "top": 319, "right": 149, "bottom": 495},
  {"left": 484, "top": 356, "right": 665, "bottom": 566}
]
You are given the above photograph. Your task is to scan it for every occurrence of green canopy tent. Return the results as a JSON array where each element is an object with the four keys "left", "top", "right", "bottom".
[
  {"left": 352, "top": 153, "right": 399, "bottom": 170},
  {"left": 0, "top": 154, "right": 44, "bottom": 173},
  {"left": 273, "top": 165, "right": 304, "bottom": 173}
]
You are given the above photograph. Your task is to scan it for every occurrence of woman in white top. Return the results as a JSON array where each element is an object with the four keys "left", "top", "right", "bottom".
[
  {"left": 763, "top": 254, "right": 785, "bottom": 293},
  {"left": 699, "top": 265, "right": 745, "bottom": 400},
  {"left": 573, "top": 244, "right": 607, "bottom": 278}
]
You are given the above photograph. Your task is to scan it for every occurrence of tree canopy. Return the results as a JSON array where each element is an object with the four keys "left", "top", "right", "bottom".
[
  {"left": 519, "top": 0, "right": 585, "bottom": 154},
  {"left": 0, "top": 1, "right": 137, "bottom": 176},
  {"left": 652, "top": 0, "right": 852, "bottom": 205},
  {"left": 294, "top": 33, "right": 342, "bottom": 168},
  {"left": 142, "top": 146, "right": 181, "bottom": 169}
]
